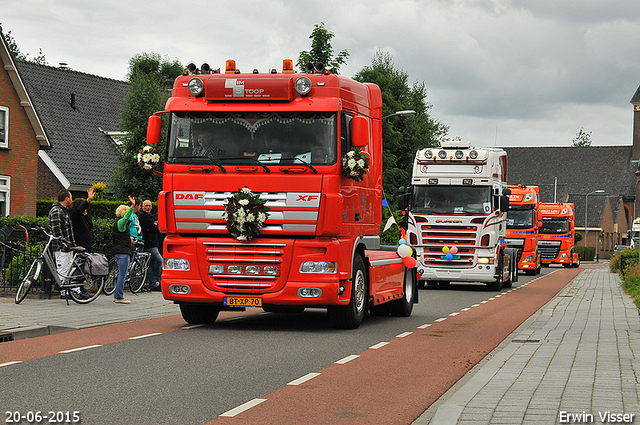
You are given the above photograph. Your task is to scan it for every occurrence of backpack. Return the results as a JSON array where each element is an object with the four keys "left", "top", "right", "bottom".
[{"left": 84, "top": 253, "right": 109, "bottom": 276}]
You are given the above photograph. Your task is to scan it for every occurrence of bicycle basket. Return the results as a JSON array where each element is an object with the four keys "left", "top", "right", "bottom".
[{"left": 84, "top": 253, "right": 109, "bottom": 276}]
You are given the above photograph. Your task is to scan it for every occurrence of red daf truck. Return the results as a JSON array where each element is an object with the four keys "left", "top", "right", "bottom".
[
  {"left": 145, "top": 59, "right": 417, "bottom": 329},
  {"left": 538, "top": 202, "right": 580, "bottom": 268},
  {"left": 504, "top": 185, "right": 542, "bottom": 275}
]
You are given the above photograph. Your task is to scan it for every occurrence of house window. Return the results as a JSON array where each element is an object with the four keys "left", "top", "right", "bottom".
[
  {"left": 0, "top": 176, "right": 9, "bottom": 216},
  {"left": 0, "top": 106, "right": 7, "bottom": 148}
]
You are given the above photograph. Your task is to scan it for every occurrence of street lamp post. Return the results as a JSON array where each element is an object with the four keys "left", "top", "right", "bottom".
[{"left": 585, "top": 190, "right": 606, "bottom": 249}]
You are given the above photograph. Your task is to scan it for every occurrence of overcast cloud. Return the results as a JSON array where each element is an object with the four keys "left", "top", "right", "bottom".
[{"left": 2, "top": 0, "right": 640, "bottom": 147}]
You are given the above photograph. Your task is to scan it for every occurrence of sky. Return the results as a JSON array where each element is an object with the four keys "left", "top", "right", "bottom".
[{"left": 2, "top": 0, "right": 640, "bottom": 147}]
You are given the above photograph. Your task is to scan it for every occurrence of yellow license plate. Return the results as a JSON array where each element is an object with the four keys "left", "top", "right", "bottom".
[{"left": 224, "top": 297, "right": 262, "bottom": 307}]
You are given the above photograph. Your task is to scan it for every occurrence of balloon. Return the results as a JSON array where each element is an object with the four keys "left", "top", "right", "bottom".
[
  {"left": 442, "top": 246, "right": 450, "bottom": 254},
  {"left": 397, "top": 244, "right": 411, "bottom": 258},
  {"left": 403, "top": 256, "right": 417, "bottom": 268},
  {"left": 450, "top": 246, "right": 458, "bottom": 254},
  {"left": 445, "top": 253, "right": 453, "bottom": 261},
  {"left": 398, "top": 239, "right": 407, "bottom": 245}
]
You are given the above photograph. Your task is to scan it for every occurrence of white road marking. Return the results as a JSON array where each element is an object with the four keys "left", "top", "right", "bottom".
[
  {"left": 219, "top": 398, "right": 267, "bottom": 417},
  {"left": 287, "top": 372, "right": 321, "bottom": 386}
]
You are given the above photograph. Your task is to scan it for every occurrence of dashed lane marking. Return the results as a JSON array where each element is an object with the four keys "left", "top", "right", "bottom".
[
  {"left": 287, "top": 372, "right": 321, "bottom": 386},
  {"left": 0, "top": 361, "right": 22, "bottom": 368},
  {"left": 396, "top": 332, "right": 413, "bottom": 338},
  {"left": 335, "top": 355, "right": 360, "bottom": 364},
  {"left": 59, "top": 345, "right": 102, "bottom": 354},
  {"left": 129, "top": 332, "right": 162, "bottom": 340},
  {"left": 370, "top": 341, "right": 389, "bottom": 349},
  {"left": 219, "top": 398, "right": 267, "bottom": 418}
]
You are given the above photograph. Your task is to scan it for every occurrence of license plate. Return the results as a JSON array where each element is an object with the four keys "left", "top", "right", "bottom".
[{"left": 224, "top": 297, "right": 262, "bottom": 307}]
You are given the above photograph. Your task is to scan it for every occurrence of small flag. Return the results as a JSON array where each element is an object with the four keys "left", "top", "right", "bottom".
[
  {"left": 382, "top": 198, "right": 389, "bottom": 207},
  {"left": 383, "top": 215, "right": 397, "bottom": 232}
]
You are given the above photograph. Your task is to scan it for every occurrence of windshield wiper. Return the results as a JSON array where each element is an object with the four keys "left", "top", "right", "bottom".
[
  {"left": 280, "top": 157, "right": 318, "bottom": 174},
  {"left": 219, "top": 156, "right": 271, "bottom": 173},
  {"left": 176, "top": 155, "right": 226, "bottom": 172}
]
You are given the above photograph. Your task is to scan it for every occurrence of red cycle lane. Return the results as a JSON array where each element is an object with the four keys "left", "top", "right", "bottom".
[{"left": 208, "top": 268, "right": 583, "bottom": 425}]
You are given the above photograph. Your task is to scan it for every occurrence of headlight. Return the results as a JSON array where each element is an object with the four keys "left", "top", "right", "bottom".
[
  {"left": 164, "top": 258, "right": 190, "bottom": 270},
  {"left": 522, "top": 255, "right": 534, "bottom": 262},
  {"left": 300, "top": 261, "right": 336, "bottom": 273},
  {"left": 478, "top": 257, "right": 490, "bottom": 264},
  {"left": 295, "top": 76, "right": 312, "bottom": 96},
  {"left": 263, "top": 266, "right": 279, "bottom": 275},
  {"left": 209, "top": 264, "right": 224, "bottom": 274},
  {"left": 438, "top": 150, "right": 447, "bottom": 159},
  {"left": 469, "top": 150, "right": 478, "bottom": 159},
  {"left": 424, "top": 149, "right": 432, "bottom": 159},
  {"left": 187, "top": 77, "right": 204, "bottom": 96}
]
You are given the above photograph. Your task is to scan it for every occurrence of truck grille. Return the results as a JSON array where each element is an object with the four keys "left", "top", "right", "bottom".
[
  {"left": 503, "top": 238, "right": 524, "bottom": 262},
  {"left": 202, "top": 242, "right": 286, "bottom": 292},
  {"left": 418, "top": 222, "right": 479, "bottom": 267},
  {"left": 538, "top": 241, "right": 561, "bottom": 260}
]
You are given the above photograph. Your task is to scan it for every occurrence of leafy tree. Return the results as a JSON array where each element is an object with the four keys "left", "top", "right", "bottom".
[
  {"left": 110, "top": 52, "right": 182, "bottom": 200},
  {"left": 297, "top": 22, "right": 349, "bottom": 74},
  {"left": 1, "top": 24, "right": 47, "bottom": 64},
  {"left": 572, "top": 127, "right": 592, "bottom": 147},
  {"left": 354, "top": 51, "right": 448, "bottom": 207}
]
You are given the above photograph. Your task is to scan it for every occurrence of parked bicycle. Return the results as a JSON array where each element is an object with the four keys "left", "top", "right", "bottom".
[
  {"left": 15, "top": 227, "right": 106, "bottom": 304},
  {"left": 103, "top": 240, "right": 151, "bottom": 296}
]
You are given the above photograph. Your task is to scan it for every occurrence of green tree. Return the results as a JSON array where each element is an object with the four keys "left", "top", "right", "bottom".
[
  {"left": 354, "top": 51, "right": 448, "bottom": 207},
  {"left": 110, "top": 52, "right": 182, "bottom": 200},
  {"left": 297, "top": 22, "right": 349, "bottom": 74},
  {"left": 1, "top": 24, "right": 47, "bottom": 64},
  {"left": 572, "top": 127, "right": 592, "bottom": 147}
]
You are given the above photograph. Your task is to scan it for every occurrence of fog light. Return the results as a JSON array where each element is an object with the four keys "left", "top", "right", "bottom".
[
  {"left": 300, "top": 261, "right": 336, "bottom": 273},
  {"left": 298, "top": 288, "right": 322, "bottom": 298},
  {"left": 227, "top": 265, "right": 242, "bottom": 274},
  {"left": 245, "top": 265, "right": 260, "bottom": 275},
  {"left": 165, "top": 258, "right": 190, "bottom": 270},
  {"left": 209, "top": 264, "right": 224, "bottom": 274},
  {"left": 168, "top": 284, "right": 191, "bottom": 294},
  {"left": 263, "top": 266, "right": 279, "bottom": 275}
]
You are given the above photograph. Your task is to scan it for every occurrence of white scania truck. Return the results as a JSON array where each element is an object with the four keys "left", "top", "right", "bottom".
[{"left": 399, "top": 141, "right": 517, "bottom": 290}]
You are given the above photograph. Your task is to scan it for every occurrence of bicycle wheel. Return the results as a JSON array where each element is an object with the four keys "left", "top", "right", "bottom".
[
  {"left": 103, "top": 257, "right": 118, "bottom": 296},
  {"left": 68, "top": 264, "right": 104, "bottom": 305},
  {"left": 15, "top": 260, "right": 42, "bottom": 304},
  {"left": 129, "top": 257, "right": 147, "bottom": 293}
]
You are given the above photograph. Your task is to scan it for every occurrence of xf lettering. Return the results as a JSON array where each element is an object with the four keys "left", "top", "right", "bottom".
[{"left": 296, "top": 195, "right": 319, "bottom": 202}]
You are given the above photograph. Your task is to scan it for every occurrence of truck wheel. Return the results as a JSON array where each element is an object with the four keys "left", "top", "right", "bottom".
[
  {"left": 389, "top": 267, "right": 416, "bottom": 317},
  {"left": 328, "top": 253, "right": 367, "bottom": 329},
  {"left": 179, "top": 303, "right": 220, "bottom": 325},
  {"left": 488, "top": 255, "right": 503, "bottom": 291}
]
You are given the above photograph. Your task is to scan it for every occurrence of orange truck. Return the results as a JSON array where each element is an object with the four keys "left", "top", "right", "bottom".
[
  {"left": 145, "top": 59, "right": 417, "bottom": 329},
  {"left": 538, "top": 202, "right": 581, "bottom": 268},
  {"left": 504, "top": 185, "right": 542, "bottom": 275}
]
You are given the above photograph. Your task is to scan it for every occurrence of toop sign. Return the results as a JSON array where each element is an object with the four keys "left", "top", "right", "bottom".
[{"left": 225, "top": 79, "right": 268, "bottom": 98}]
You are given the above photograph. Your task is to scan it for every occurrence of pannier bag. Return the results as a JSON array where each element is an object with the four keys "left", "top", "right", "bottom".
[{"left": 84, "top": 253, "right": 109, "bottom": 276}]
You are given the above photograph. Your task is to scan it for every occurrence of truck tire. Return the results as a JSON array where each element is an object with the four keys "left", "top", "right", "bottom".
[
  {"left": 328, "top": 253, "right": 367, "bottom": 329},
  {"left": 574, "top": 256, "right": 580, "bottom": 268},
  {"left": 488, "top": 254, "right": 503, "bottom": 291},
  {"left": 389, "top": 267, "right": 416, "bottom": 317},
  {"left": 179, "top": 303, "right": 220, "bottom": 325}
]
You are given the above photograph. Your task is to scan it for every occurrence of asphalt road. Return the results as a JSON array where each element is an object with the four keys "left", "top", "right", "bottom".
[{"left": 0, "top": 267, "right": 566, "bottom": 425}]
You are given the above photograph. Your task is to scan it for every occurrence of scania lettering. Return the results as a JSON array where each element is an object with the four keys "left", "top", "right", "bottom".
[
  {"left": 538, "top": 202, "right": 580, "bottom": 268},
  {"left": 146, "top": 59, "right": 417, "bottom": 329},
  {"left": 504, "top": 184, "right": 542, "bottom": 275},
  {"left": 400, "top": 141, "right": 516, "bottom": 290}
]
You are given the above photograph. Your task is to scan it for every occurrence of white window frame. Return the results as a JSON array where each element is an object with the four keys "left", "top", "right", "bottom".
[
  {"left": 0, "top": 106, "right": 8, "bottom": 149},
  {"left": 0, "top": 175, "right": 10, "bottom": 216}
]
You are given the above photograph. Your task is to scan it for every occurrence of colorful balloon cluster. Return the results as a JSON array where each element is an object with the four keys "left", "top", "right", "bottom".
[
  {"left": 442, "top": 246, "right": 458, "bottom": 261},
  {"left": 397, "top": 238, "right": 417, "bottom": 268}
]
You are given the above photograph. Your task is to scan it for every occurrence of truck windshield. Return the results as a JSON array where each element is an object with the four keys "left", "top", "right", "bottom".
[
  {"left": 167, "top": 112, "right": 337, "bottom": 165},
  {"left": 412, "top": 186, "right": 492, "bottom": 215},
  {"left": 539, "top": 218, "right": 568, "bottom": 234},
  {"left": 507, "top": 206, "right": 534, "bottom": 229}
]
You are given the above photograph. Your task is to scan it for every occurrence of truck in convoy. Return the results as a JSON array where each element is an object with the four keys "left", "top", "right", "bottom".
[
  {"left": 145, "top": 59, "right": 417, "bottom": 329},
  {"left": 538, "top": 202, "right": 580, "bottom": 268},
  {"left": 399, "top": 141, "right": 517, "bottom": 291},
  {"left": 504, "top": 184, "right": 542, "bottom": 275}
]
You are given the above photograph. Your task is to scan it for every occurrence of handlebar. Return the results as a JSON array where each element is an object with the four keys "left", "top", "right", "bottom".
[{"left": 31, "top": 226, "right": 73, "bottom": 249}]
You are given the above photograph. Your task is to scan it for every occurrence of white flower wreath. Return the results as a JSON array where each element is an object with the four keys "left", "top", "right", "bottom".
[
  {"left": 223, "top": 186, "right": 270, "bottom": 240},
  {"left": 137, "top": 145, "right": 161, "bottom": 171},
  {"left": 342, "top": 147, "right": 370, "bottom": 182}
]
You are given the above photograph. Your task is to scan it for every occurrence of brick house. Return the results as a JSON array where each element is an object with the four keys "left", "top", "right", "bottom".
[{"left": 0, "top": 31, "right": 128, "bottom": 216}]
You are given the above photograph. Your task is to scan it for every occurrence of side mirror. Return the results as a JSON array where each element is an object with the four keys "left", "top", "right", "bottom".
[
  {"left": 398, "top": 186, "right": 411, "bottom": 211},
  {"left": 147, "top": 114, "right": 162, "bottom": 145},
  {"left": 351, "top": 116, "right": 369, "bottom": 147},
  {"left": 500, "top": 195, "right": 510, "bottom": 212}
]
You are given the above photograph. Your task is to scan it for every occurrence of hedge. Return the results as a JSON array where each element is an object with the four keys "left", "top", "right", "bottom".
[
  {"left": 36, "top": 200, "right": 156, "bottom": 220},
  {"left": 575, "top": 245, "right": 596, "bottom": 261}
]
